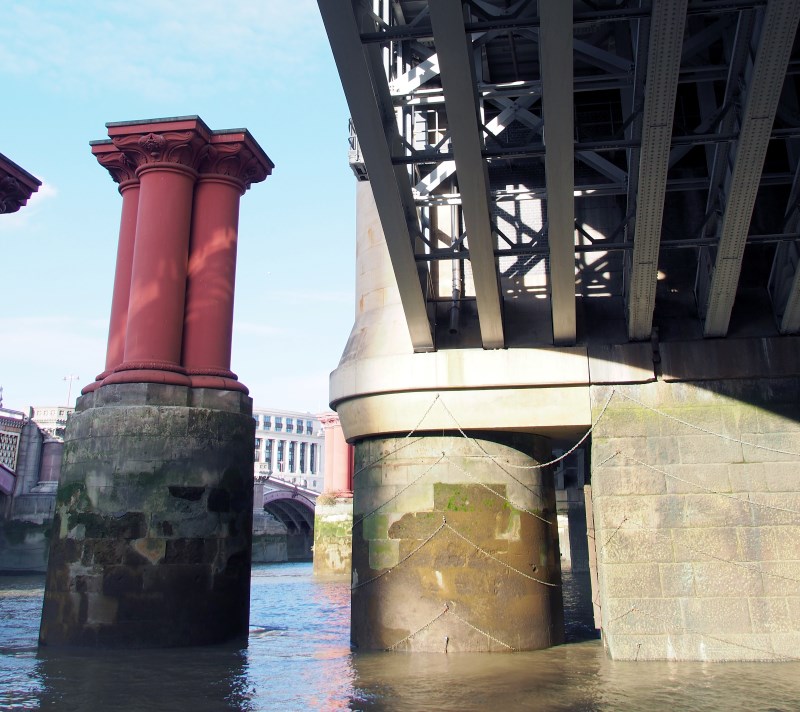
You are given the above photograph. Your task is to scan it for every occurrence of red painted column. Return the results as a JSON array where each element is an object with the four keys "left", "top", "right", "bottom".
[
  {"left": 182, "top": 131, "right": 273, "bottom": 392},
  {"left": 319, "top": 413, "right": 353, "bottom": 497},
  {"left": 102, "top": 118, "right": 211, "bottom": 387},
  {"left": 83, "top": 142, "right": 140, "bottom": 394}
]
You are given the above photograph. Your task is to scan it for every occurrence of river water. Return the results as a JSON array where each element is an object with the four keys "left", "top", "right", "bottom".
[{"left": 1, "top": 563, "right": 799, "bottom": 711}]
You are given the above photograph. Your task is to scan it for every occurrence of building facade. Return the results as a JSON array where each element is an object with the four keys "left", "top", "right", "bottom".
[
  {"left": 31, "top": 406, "right": 74, "bottom": 440},
  {"left": 253, "top": 407, "right": 325, "bottom": 492}
]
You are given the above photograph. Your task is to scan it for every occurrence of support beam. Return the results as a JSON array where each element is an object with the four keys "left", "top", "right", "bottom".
[
  {"left": 702, "top": 0, "right": 800, "bottom": 337},
  {"left": 769, "top": 156, "right": 800, "bottom": 331},
  {"left": 318, "top": 0, "right": 434, "bottom": 351},
  {"left": 539, "top": 0, "right": 576, "bottom": 344},
  {"left": 626, "top": 0, "right": 688, "bottom": 341},
  {"left": 429, "top": 0, "right": 505, "bottom": 349}
]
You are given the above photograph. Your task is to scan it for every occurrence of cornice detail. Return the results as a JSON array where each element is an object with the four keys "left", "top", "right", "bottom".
[
  {"left": 0, "top": 176, "right": 26, "bottom": 214},
  {"left": 198, "top": 142, "right": 272, "bottom": 189},
  {"left": 93, "top": 148, "right": 137, "bottom": 184},
  {"left": 0, "top": 153, "right": 41, "bottom": 215},
  {"left": 111, "top": 130, "right": 207, "bottom": 171}
]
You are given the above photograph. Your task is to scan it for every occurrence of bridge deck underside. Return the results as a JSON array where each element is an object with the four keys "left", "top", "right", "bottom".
[{"left": 322, "top": 0, "right": 800, "bottom": 350}]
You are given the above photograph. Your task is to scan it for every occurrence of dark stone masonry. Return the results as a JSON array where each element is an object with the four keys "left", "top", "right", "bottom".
[{"left": 39, "top": 383, "right": 255, "bottom": 648}]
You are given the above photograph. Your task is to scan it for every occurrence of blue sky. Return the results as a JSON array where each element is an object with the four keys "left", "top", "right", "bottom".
[{"left": 0, "top": 1, "right": 355, "bottom": 414}]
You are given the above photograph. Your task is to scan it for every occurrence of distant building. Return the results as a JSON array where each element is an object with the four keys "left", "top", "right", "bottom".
[
  {"left": 31, "top": 406, "right": 74, "bottom": 440},
  {"left": 0, "top": 406, "right": 62, "bottom": 571},
  {"left": 252, "top": 408, "right": 326, "bottom": 492}
]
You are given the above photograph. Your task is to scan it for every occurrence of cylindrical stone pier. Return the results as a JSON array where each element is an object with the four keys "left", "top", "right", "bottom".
[
  {"left": 351, "top": 432, "right": 564, "bottom": 652},
  {"left": 39, "top": 383, "right": 255, "bottom": 648}
]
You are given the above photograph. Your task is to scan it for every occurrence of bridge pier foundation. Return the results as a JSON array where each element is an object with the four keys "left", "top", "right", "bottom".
[
  {"left": 351, "top": 432, "right": 563, "bottom": 652},
  {"left": 589, "top": 377, "right": 800, "bottom": 661},
  {"left": 39, "top": 383, "right": 254, "bottom": 648}
]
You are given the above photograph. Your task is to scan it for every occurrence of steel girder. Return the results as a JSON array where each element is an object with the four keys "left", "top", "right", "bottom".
[{"left": 320, "top": 0, "right": 800, "bottom": 349}]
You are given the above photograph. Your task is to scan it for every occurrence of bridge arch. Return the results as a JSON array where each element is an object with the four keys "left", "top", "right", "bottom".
[{"left": 262, "top": 490, "right": 316, "bottom": 560}]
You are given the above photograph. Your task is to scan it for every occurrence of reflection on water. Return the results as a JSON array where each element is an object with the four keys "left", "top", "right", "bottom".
[{"left": 0, "top": 565, "right": 798, "bottom": 711}]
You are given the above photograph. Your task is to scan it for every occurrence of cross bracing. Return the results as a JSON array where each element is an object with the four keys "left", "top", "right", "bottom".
[{"left": 320, "top": 0, "right": 800, "bottom": 349}]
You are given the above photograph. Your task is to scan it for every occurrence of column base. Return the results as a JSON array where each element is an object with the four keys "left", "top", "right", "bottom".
[
  {"left": 39, "top": 382, "right": 255, "bottom": 648},
  {"left": 103, "top": 361, "right": 191, "bottom": 387},
  {"left": 351, "top": 432, "right": 564, "bottom": 652}
]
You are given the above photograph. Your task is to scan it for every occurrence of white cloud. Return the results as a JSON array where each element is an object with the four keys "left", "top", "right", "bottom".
[{"left": 0, "top": 1, "right": 329, "bottom": 102}]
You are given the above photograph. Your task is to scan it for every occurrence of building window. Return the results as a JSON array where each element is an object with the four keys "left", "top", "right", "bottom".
[
  {"left": 299, "top": 442, "right": 306, "bottom": 474},
  {"left": 263, "top": 415, "right": 271, "bottom": 430},
  {"left": 309, "top": 443, "right": 316, "bottom": 474},
  {"left": 277, "top": 440, "right": 285, "bottom": 472},
  {"left": 306, "top": 420, "right": 313, "bottom": 435},
  {"left": 288, "top": 441, "right": 296, "bottom": 472},
  {"left": 255, "top": 437, "right": 262, "bottom": 449},
  {"left": 275, "top": 417, "right": 283, "bottom": 432},
  {"left": 265, "top": 439, "right": 274, "bottom": 470},
  {"left": 254, "top": 450, "right": 260, "bottom": 462},
  {"left": 286, "top": 418, "right": 294, "bottom": 433}
]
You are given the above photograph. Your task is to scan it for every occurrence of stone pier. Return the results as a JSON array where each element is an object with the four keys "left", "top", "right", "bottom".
[
  {"left": 313, "top": 413, "right": 354, "bottom": 578},
  {"left": 590, "top": 376, "right": 800, "bottom": 661},
  {"left": 350, "top": 433, "right": 563, "bottom": 652},
  {"left": 40, "top": 384, "right": 254, "bottom": 647},
  {"left": 40, "top": 116, "right": 272, "bottom": 647}
]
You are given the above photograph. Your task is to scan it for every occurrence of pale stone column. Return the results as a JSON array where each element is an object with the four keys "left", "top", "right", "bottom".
[
  {"left": 182, "top": 130, "right": 273, "bottom": 392},
  {"left": 83, "top": 142, "right": 140, "bottom": 394}
]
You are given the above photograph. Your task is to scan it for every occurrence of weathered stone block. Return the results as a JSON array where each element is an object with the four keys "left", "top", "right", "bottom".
[
  {"left": 671, "top": 527, "right": 741, "bottom": 562},
  {"left": 661, "top": 464, "right": 729, "bottom": 495},
  {"left": 600, "top": 528, "right": 674, "bottom": 564},
  {"left": 747, "top": 597, "right": 792, "bottom": 633},
  {"left": 677, "top": 435, "right": 743, "bottom": 465},
  {"left": 368, "top": 538, "right": 399, "bottom": 570},
  {"left": 601, "top": 563, "right": 662, "bottom": 598},
  {"left": 682, "top": 494, "right": 753, "bottom": 528},
  {"left": 658, "top": 562, "right": 695, "bottom": 597},
  {"left": 680, "top": 597, "right": 752, "bottom": 634},
  {"left": 594, "top": 493, "right": 685, "bottom": 529},
  {"left": 691, "top": 561, "right": 764, "bottom": 597},
  {"left": 742, "top": 433, "right": 800, "bottom": 463},
  {"left": 40, "top": 383, "right": 254, "bottom": 648},
  {"left": 603, "top": 597, "right": 681, "bottom": 634},
  {"left": 760, "top": 562, "right": 800, "bottom": 596},
  {"left": 591, "top": 466, "right": 665, "bottom": 497},
  {"left": 770, "top": 632, "right": 800, "bottom": 659}
]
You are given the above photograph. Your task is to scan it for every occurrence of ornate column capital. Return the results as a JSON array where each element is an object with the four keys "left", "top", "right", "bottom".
[
  {"left": 317, "top": 412, "right": 341, "bottom": 430},
  {"left": 198, "top": 130, "right": 274, "bottom": 190},
  {"left": 90, "top": 141, "right": 138, "bottom": 189},
  {"left": 0, "top": 152, "right": 41, "bottom": 215},
  {"left": 107, "top": 116, "right": 213, "bottom": 175}
]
